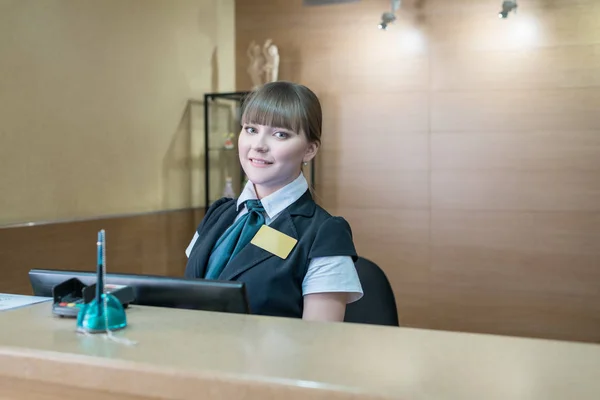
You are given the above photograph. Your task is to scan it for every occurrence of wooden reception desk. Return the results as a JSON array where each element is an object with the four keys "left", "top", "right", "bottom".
[{"left": 1, "top": 302, "right": 599, "bottom": 400}]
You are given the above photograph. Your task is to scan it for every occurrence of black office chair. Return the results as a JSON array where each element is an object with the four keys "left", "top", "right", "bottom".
[{"left": 344, "top": 256, "right": 399, "bottom": 327}]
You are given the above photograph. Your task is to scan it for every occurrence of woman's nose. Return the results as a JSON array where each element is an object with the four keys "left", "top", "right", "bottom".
[{"left": 251, "top": 133, "right": 268, "bottom": 152}]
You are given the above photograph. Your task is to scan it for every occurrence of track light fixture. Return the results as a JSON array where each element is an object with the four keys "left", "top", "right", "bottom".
[
  {"left": 499, "top": 0, "right": 518, "bottom": 18},
  {"left": 378, "top": 0, "right": 401, "bottom": 30},
  {"left": 378, "top": 12, "right": 396, "bottom": 30}
]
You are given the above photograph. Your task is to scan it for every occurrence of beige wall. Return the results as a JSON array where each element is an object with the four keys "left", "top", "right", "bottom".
[
  {"left": 236, "top": 0, "right": 600, "bottom": 342},
  {"left": 0, "top": 0, "right": 235, "bottom": 225}
]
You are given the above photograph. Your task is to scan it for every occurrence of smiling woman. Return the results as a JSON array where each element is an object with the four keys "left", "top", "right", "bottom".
[
  {"left": 239, "top": 122, "right": 316, "bottom": 199},
  {"left": 184, "top": 81, "right": 363, "bottom": 323},
  {"left": 237, "top": 82, "right": 321, "bottom": 199}
]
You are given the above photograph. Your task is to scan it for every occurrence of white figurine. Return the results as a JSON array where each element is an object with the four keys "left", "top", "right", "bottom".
[
  {"left": 247, "top": 40, "right": 266, "bottom": 90},
  {"left": 262, "top": 39, "right": 280, "bottom": 83}
]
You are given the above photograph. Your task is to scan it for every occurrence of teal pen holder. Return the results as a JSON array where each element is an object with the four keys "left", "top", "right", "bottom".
[{"left": 76, "top": 293, "right": 127, "bottom": 333}]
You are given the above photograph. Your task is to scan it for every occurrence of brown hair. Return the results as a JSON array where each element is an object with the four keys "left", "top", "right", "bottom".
[{"left": 240, "top": 81, "right": 322, "bottom": 145}]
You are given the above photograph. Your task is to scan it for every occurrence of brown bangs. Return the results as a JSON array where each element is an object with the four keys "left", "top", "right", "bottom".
[{"left": 241, "top": 85, "right": 307, "bottom": 135}]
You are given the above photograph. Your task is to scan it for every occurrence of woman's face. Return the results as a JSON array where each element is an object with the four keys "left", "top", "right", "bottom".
[{"left": 238, "top": 123, "right": 318, "bottom": 198}]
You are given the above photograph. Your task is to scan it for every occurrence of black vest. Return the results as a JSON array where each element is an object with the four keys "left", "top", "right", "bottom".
[{"left": 184, "top": 190, "right": 357, "bottom": 318}]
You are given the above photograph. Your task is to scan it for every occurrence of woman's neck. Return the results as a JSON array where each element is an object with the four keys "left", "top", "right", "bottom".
[{"left": 252, "top": 173, "right": 302, "bottom": 200}]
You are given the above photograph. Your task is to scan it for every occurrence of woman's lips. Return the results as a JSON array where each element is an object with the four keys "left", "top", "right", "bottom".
[{"left": 249, "top": 158, "right": 273, "bottom": 167}]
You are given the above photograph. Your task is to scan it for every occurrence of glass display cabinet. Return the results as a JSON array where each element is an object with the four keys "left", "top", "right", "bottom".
[{"left": 203, "top": 92, "right": 248, "bottom": 207}]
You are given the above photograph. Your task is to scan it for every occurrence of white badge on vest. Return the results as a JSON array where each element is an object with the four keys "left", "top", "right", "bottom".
[{"left": 251, "top": 225, "right": 297, "bottom": 259}]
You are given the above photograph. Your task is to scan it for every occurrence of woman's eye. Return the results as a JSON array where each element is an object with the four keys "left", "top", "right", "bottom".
[
  {"left": 244, "top": 126, "right": 257, "bottom": 134},
  {"left": 274, "top": 131, "right": 288, "bottom": 139}
]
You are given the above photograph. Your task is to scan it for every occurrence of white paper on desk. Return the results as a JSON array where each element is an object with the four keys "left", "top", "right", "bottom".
[{"left": 0, "top": 293, "right": 52, "bottom": 311}]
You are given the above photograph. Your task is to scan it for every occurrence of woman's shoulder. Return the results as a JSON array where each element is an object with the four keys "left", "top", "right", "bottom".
[
  {"left": 306, "top": 203, "right": 355, "bottom": 243},
  {"left": 209, "top": 196, "right": 237, "bottom": 210},
  {"left": 307, "top": 204, "right": 357, "bottom": 259},
  {"left": 311, "top": 203, "right": 352, "bottom": 229},
  {"left": 201, "top": 197, "right": 237, "bottom": 222}
]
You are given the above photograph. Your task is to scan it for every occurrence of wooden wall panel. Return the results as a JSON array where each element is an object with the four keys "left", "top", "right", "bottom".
[
  {"left": 320, "top": 135, "right": 429, "bottom": 172},
  {"left": 427, "top": 1, "right": 600, "bottom": 49},
  {"left": 431, "top": 131, "right": 600, "bottom": 171},
  {"left": 431, "top": 90, "right": 600, "bottom": 132},
  {"left": 320, "top": 170, "right": 430, "bottom": 210},
  {"left": 431, "top": 45, "right": 600, "bottom": 91},
  {"left": 236, "top": 0, "right": 600, "bottom": 342},
  {"left": 431, "top": 210, "right": 600, "bottom": 295},
  {"left": 431, "top": 171, "right": 600, "bottom": 211},
  {"left": 0, "top": 209, "right": 204, "bottom": 295},
  {"left": 325, "top": 93, "right": 430, "bottom": 137},
  {"left": 424, "top": 282, "right": 600, "bottom": 343}
]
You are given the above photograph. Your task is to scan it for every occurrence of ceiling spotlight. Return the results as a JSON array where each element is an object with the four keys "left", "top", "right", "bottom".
[
  {"left": 378, "top": 0, "right": 401, "bottom": 30},
  {"left": 499, "top": 0, "right": 518, "bottom": 18},
  {"left": 378, "top": 12, "right": 396, "bottom": 30}
]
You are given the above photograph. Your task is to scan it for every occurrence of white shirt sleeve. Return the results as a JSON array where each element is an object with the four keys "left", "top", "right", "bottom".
[
  {"left": 302, "top": 256, "right": 363, "bottom": 304},
  {"left": 185, "top": 232, "right": 199, "bottom": 258}
]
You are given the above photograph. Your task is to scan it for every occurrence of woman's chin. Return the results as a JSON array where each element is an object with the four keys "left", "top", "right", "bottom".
[
  {"left": 247, "top": 177, "right": 273, "bottom": 187},
  {"left": 244, "top": 165, "right": 276, "bottom": 182}
]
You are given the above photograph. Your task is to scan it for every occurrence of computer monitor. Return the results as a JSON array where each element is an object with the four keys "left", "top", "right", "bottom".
[{"left": 28, "top": 269, "right": 250, "bottom": 314}]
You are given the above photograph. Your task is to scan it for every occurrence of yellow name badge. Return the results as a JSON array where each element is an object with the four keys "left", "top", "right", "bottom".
[{"left": 250, "top": 225, "right": 298, "bottom": 259}]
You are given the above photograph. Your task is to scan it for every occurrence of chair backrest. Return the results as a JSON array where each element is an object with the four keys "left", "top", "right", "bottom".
[{"left": 344, "top": 257, "right": 399, "bottom": 327}]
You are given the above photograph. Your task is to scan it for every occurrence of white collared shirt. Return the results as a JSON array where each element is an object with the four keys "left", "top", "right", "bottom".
[{"left": 185, "top": 173, "right": 363, "bottom": 303}]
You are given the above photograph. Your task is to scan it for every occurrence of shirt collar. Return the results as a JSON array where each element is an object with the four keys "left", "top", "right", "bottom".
[{"left": 236, "top": 173, "right": 309, "bottom": 220}]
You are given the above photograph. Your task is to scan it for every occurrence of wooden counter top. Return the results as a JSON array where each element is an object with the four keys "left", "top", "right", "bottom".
[{"left": 1, "top": 303, "right": 599, "bottom": 399}]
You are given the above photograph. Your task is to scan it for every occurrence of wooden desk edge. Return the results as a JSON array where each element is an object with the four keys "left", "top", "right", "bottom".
[{"left": 0, "top": 346, "right": 394, "bottom": 400}]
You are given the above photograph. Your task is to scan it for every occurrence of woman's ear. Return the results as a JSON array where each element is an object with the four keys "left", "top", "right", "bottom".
[{"left": 303, "top": 141, "right": 319, "bottom": 163}]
